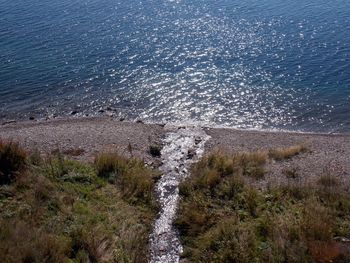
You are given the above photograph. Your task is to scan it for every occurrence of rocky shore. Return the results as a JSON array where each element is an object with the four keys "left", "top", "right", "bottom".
[{"left": 0, "top": 117, "right": 349, "bottom": 187}]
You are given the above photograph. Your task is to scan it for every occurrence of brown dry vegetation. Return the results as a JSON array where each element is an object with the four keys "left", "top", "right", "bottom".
[
  {"left": 0, "top": 140, "right": 27, "bottom": 185},
  {"left": 94, "top": 152, "right": 159, "bottom": 206},
  {"left": 176, "top": 148, "right": 350, "bottom": 263},
  {"left": 268, "top": 144, "right": 308, "bottom": 161},
  {"left": 0, "top": 141, "right": 158, "bottom": 263}
]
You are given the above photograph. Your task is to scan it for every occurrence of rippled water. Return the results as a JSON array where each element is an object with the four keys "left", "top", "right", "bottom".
[{"left": 1, "top": 0, "right": 350, "bottom": 132}]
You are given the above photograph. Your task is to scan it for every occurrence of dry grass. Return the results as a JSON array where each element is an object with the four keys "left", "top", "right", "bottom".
[
  {"left": 269, "top": 144, "right": 307, "bottom": 160},
  {"left": 198, "top": 150, "right": 268, "bottom": 180},
  {"left": 318, "top": 174, "right": 339, "bottom": 188},
  {"left": 176, "top": 150, "right": 350, "bottom": 263},
  {"left": 0, "top": 143, "right": 158, "bottom": 263},
  {"left": 0, "top": 140, "right": 27, "bottom": 185},
  {"left": 94, "top": 152, "right": 157, "bottom": 206},
  {"left": 94, "top": 152, "right": 128, "bottom": 178}
]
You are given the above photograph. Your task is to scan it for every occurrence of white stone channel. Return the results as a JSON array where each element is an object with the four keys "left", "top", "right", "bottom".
[{"left": 149, "top": 126, "right": 210, "bottom": 263}]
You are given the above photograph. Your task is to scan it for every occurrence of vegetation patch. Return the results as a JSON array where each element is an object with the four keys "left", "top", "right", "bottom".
[
  {"left": 0, "top": 140, "right": 27, "bottom": 185},
  {"left": 176, "top": 150, "right": 350, "bottom": 263},
  {"left": 269, "top": 144, "right": 307, "bottom": 160},
  {"left": 318, "top": 174, "right": 339, "bottom": 188},
  {"left": 94, "top": 152, "right": 158, "bottom": 206},
  {"left": 0, "top": 142, "right": 158, "bottom": 263}
]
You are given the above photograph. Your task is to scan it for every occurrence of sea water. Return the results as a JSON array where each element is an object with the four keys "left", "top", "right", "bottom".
[{"left": 0, "top": 0, "right": 349, "bottom": 132}]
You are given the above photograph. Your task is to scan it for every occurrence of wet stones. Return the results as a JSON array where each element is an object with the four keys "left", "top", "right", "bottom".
[{"left": 149, "top": 127, "right": 211, "bottom": 263}]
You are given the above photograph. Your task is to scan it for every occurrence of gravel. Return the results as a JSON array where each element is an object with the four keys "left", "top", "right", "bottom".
[{"left": 1, "top": 117, "right": 349, "bottom": 188}]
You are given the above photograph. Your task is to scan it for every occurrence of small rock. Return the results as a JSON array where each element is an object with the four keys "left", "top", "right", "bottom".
[
  {"left": 145, "top": 161, "right": 153, "bottom": 166},
  {"left": 159, "top": 245, "right": 166, "bottom": 252},
  {"left": 106, "top": 111, "right": 114, "bottom": 117},
  {"left": 195, "top": 138, "right": 202, "bottom": 145},
  {"left": 98, "top": 109, "right": 105, "bottom": 113},
  {"left": 150, "top": 145, "right": 162, "bottom": 157},
  {"left": 119, "top": 117, "right": 125, "bottom": 122},
  {"left": 187, "top": 149, "right": 196, "bottom": 159},
  {"left": 29, "top": 116, "right": 35, "bottom": 120},
  {"left": 136, "top": 120, "right": 144, "bottom": 124},
  {"left": 48, "top": 113, "right": 58, "bottom": 119},
  {"left": 70, "top": 110, "right": 78, "bottom": 115}
]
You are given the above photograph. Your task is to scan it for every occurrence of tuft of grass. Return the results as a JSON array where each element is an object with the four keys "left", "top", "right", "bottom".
[
  {"left": 28, "top": 148, "right": 43, "bottom": 166},
  {"left": 94, "top": 152, "right": 128, "bottom": 179},
  {"left": 269, "top": 144, "right": 307, "bottom": 161},
  {"left": 318, "top": 174, "right": 339, "bottom": 188},
  {"left": 0, "top": 140, "right": 27, "bottom": 185},
  {"left": 176, "top": 150, "right": 350, "bottom": 263},
  {"left": 94, "top": 152, "right": 157, "bottom": 206}
]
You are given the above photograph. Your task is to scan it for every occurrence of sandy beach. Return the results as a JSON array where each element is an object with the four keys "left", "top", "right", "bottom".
[{"left": 1, "top": 117, "right": 349, "bottom": 187}]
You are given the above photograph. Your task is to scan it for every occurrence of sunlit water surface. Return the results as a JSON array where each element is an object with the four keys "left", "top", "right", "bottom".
[{"left": 1, "top": 0, "right": 350, "bottom": 132}]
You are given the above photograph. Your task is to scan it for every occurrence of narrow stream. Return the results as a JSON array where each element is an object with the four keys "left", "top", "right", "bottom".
[{"left": 149, "top": 126, "right": 210, "bottom": 263}]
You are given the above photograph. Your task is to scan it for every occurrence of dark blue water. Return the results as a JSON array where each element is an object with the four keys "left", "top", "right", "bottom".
[{"left": 1, "top": 0, "right": 349, "bottom": 133}]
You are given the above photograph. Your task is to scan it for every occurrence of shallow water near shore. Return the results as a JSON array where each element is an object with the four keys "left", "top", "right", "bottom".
[{"left": 1, "top": 0, "right": 350, "bottom": 132}]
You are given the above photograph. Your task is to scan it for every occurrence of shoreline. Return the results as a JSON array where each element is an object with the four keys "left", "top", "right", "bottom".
[
  {"left": 1, "top": 115, "right": 350, "bottom": 262},
  {"left": 1, "top": 116, "right": 349, "bottom": 188},
  {"left": 2, "top": 115, "right": 350, "bottom": 137}
]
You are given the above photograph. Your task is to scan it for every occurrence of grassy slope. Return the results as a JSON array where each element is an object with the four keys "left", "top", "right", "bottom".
[
  {"left": 0, "top": 142, "right": 158, "bottom": 263},
  {"left": 176, "top": 149, "right": 350, "bottom": 263}
]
